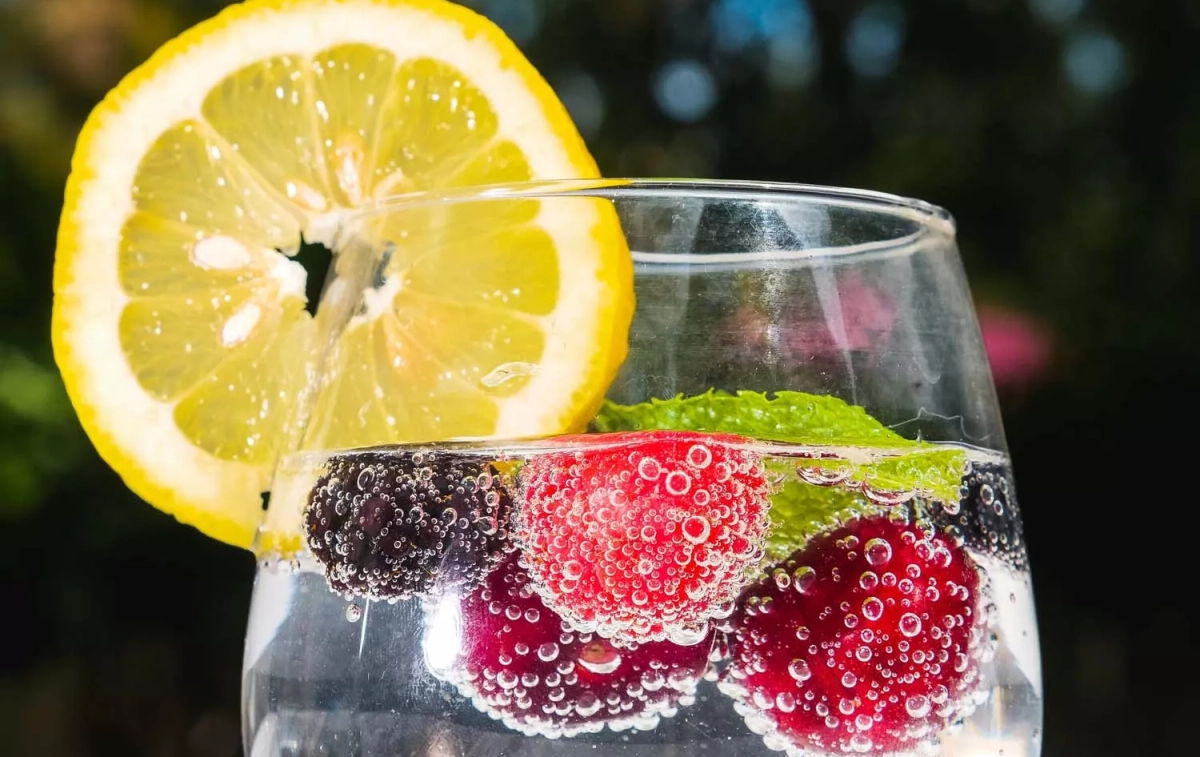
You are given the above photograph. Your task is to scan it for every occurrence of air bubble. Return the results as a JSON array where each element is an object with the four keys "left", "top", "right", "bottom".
[
  {"left": 682, "top": 516, "right": 711, "bottom": 544},
  {"left": 788, "top": 659, "right": 812, "bottom": 682},
  {"left": 841, "top": 672, "right": 857, "bottom": 688},
  {"left": 537, "top": 643, "right": 560, "bottom": 661},
  {"left": 899, "top": 613, "right": 922, "bottom": 637},
  {"left": 346, "top": 604, "right": 362, "bottom": 622},
  {"left": 578, "top": 648, "right": 622, "bottom": 675},
  {"left": 753, "top": 689, "right": 774, "bottom": 709},
  {"left": 638, "top": 458, "right": 662, "bottom": 480},
  {"left": 497, "top": 670, "right": 519, "bottom": 689},
  {"left": 797, "top": 464, "right": 853, "bottom": 486},
  {"left": 714, "top": 462, "right": 732, "bottom": 482},
  {"left": 859, "top": 571, "right": 878, "bottom": 590},
  {"left": 793, "top": 566, "right": 817, "bottom": 594},
  {"left": 356, "top": 469, "right": 374, "bottom": 490},
  {"left": 862, "top": 597, "right": 884, "bottom": 622},
  {"left": 687, "top": 444, "right": 713, "bottom": 469},
  {"left": 931, "top": 684, "right": 949, "bottom": 704},
  {"left": 864, "top": 538, "right": 892, "bottom": 567},
  {"left": 905, "top": 694, "right": 931, "bottom": 718},
  {"left": 954, "top": 652, "right": 969, "bottom": 672},
  {"left": 575, "top": 691, "right": 602, "bottom": 717},
  {"left": 980, "top": 484, "right": 995, "bottom": 505},
  {"left": 665, "top": 471, "right": 692, "bottom": 495},
  {"left": 855, "top": 646, "right": 872, "bottom": 662}
]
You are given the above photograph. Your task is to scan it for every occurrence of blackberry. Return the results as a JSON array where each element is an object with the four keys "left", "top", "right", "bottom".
[
  {"left": 304, "top": 449, "right": 512, "bottom": 600},
  {"left": 930, "top": 460, "right": 1026, "bottom": 570}
]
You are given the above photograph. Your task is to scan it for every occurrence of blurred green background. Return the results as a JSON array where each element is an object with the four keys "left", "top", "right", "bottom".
[{"left": 3, "top": 0, "right": 1198, "bottom": 755}]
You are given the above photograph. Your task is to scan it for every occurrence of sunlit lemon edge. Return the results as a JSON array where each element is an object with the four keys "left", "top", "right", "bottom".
[{"left": 51, "top": 0, "right": 608, "bottom": 549}]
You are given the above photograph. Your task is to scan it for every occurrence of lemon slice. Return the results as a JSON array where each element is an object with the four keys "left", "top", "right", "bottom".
[{"left": 51, "top": 0, "right": 633, "bottom": 550}]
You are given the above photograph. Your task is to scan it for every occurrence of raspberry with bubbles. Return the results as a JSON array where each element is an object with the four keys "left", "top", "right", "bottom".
[
  {"left": 427, "top": 552, "right": 712, "bottom": 738},
  {"left": 516, "top": 430, "right": 771, "bottom": 644},
  {"left": 719, "top": 514, "right": 989, "bottom": 755}
]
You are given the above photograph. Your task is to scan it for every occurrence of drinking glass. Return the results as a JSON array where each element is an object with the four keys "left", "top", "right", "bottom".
[{"left": 243, "top": 180, "right": 1042, "bottom": 757}]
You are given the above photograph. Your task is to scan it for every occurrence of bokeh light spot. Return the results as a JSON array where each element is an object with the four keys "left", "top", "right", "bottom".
[
  {"left": 711, "top": 0, "right": 813, "bottom": 51},
  {"left": 653, "top": 60, "right": 718, "bottom": 123},
  {"left": 845, "top": 1, "right": 906, "bottom": 79},
  {"left": 1063, "top": 29, "right": 1125, "bottom": 95},
  {"left": 768, "top": 35, "right": 820, "bottom": 90},
  {"left": 483, "top": 0, "right": 542, "bottom": 45},
  {"left": 554, "top": 71, "right": 605, "bottom": 138},
  {"left": 1028, "top": 0, "right": 1087, "bottom": 26}
]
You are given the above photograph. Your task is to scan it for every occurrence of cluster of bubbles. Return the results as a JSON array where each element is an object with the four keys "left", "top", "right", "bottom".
[
  {"left": 295, "top": 439, "right": 1027, "bottom": 753},
  {"left": 718, "top": 516, "right": 997, "bottom": 756},
  {"left": 427, "top": 554, "right": 711, "bottom": 739},
  {"left": 944, "top": 461, "right": 1027, "bottom": 571},
  {"left": 304, "top": 450, "right": 511, "bottom": 600},
  {"left": 516, "top": 437, "right": 772, "bottom": 645},
  {"left": 795, "top": 460, "right": 920, "bottom": 507}
]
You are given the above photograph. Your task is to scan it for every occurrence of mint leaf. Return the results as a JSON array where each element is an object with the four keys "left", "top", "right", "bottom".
[
  {"left": 593, "top": 390, "right": 908, "bottom": 446},
  {"left": 762, "top": 473, "right": 877, "bottom": 561},
  {"left": 593, "top": 390, "right": 966, "bottom": 504}
]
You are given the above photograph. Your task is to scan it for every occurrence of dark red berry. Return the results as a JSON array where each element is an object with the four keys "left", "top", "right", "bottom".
[
  {"left": 428, "top": 552, "right": 713, "bottom": 738},
  {"left": 305, "top": 450, "right": 510, "bottom": 600},
  {"left": 720, "top": 514, "right": 988, "bottom": 755},
  {"left": 517, "top": 430, "right": 770, "bottom": 644}
]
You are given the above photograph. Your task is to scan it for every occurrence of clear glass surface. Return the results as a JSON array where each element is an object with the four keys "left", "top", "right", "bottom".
[{"left": 243, "top": 180, "right": 1042, "bottom": 757}]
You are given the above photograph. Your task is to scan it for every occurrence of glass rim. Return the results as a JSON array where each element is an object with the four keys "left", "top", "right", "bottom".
[{"left": 344, "top": 178, "right": 957, "bottom": 235}]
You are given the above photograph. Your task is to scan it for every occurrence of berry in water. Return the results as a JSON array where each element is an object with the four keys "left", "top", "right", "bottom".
[
  {"left": 427, "top": 552, "right": 712, "bottom": 738},
  {"left": 938, "top": 461, "right": 1026, "bottom": 570},
  {"left": 305, "top": 450, "right": 511, "bottom": 600},
  {"left": 720, "top": 514, "right": 988, "bottom": 756},
  {"left": 517, "top": 430, "right": 771, "bottom": 644}
]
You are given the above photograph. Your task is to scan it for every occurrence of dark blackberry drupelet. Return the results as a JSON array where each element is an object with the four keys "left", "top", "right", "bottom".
[{"left": 304, "top": 450, "right": 512, "bottom": 600}]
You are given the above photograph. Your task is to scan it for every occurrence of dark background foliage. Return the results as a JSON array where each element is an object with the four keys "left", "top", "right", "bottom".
[{"left": 2, "top": 0, "right": 1197, "bottom": 755}]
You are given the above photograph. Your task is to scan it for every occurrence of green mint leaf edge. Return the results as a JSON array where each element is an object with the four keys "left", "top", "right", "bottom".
[
  {"left": 762, "top": 475, "right": 876, "bottom": 561},
  {"left": 593, "top": 391, "right": 967, "bottom": 542}
]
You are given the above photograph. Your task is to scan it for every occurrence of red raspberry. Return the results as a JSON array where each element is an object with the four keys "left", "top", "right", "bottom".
[
  {"left": 720, "top": 515, "right": 990, "bottom": 755},
  {"left": 516, "top": 430, "right": 771, "bottom": 644},
  {"left": 427, "top": 552, "right": 713, "bottom": 738}
]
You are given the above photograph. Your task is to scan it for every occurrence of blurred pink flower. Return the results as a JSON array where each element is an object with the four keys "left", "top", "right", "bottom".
[
  {"left": 977, "top": 305, "right": 1053, "bottom": 390},
  {"left": 728, "top": 273, "right": 897, "bottom": 361},
  {"left": 786, "top": 273, "right": 897, "bottom": 354}
]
